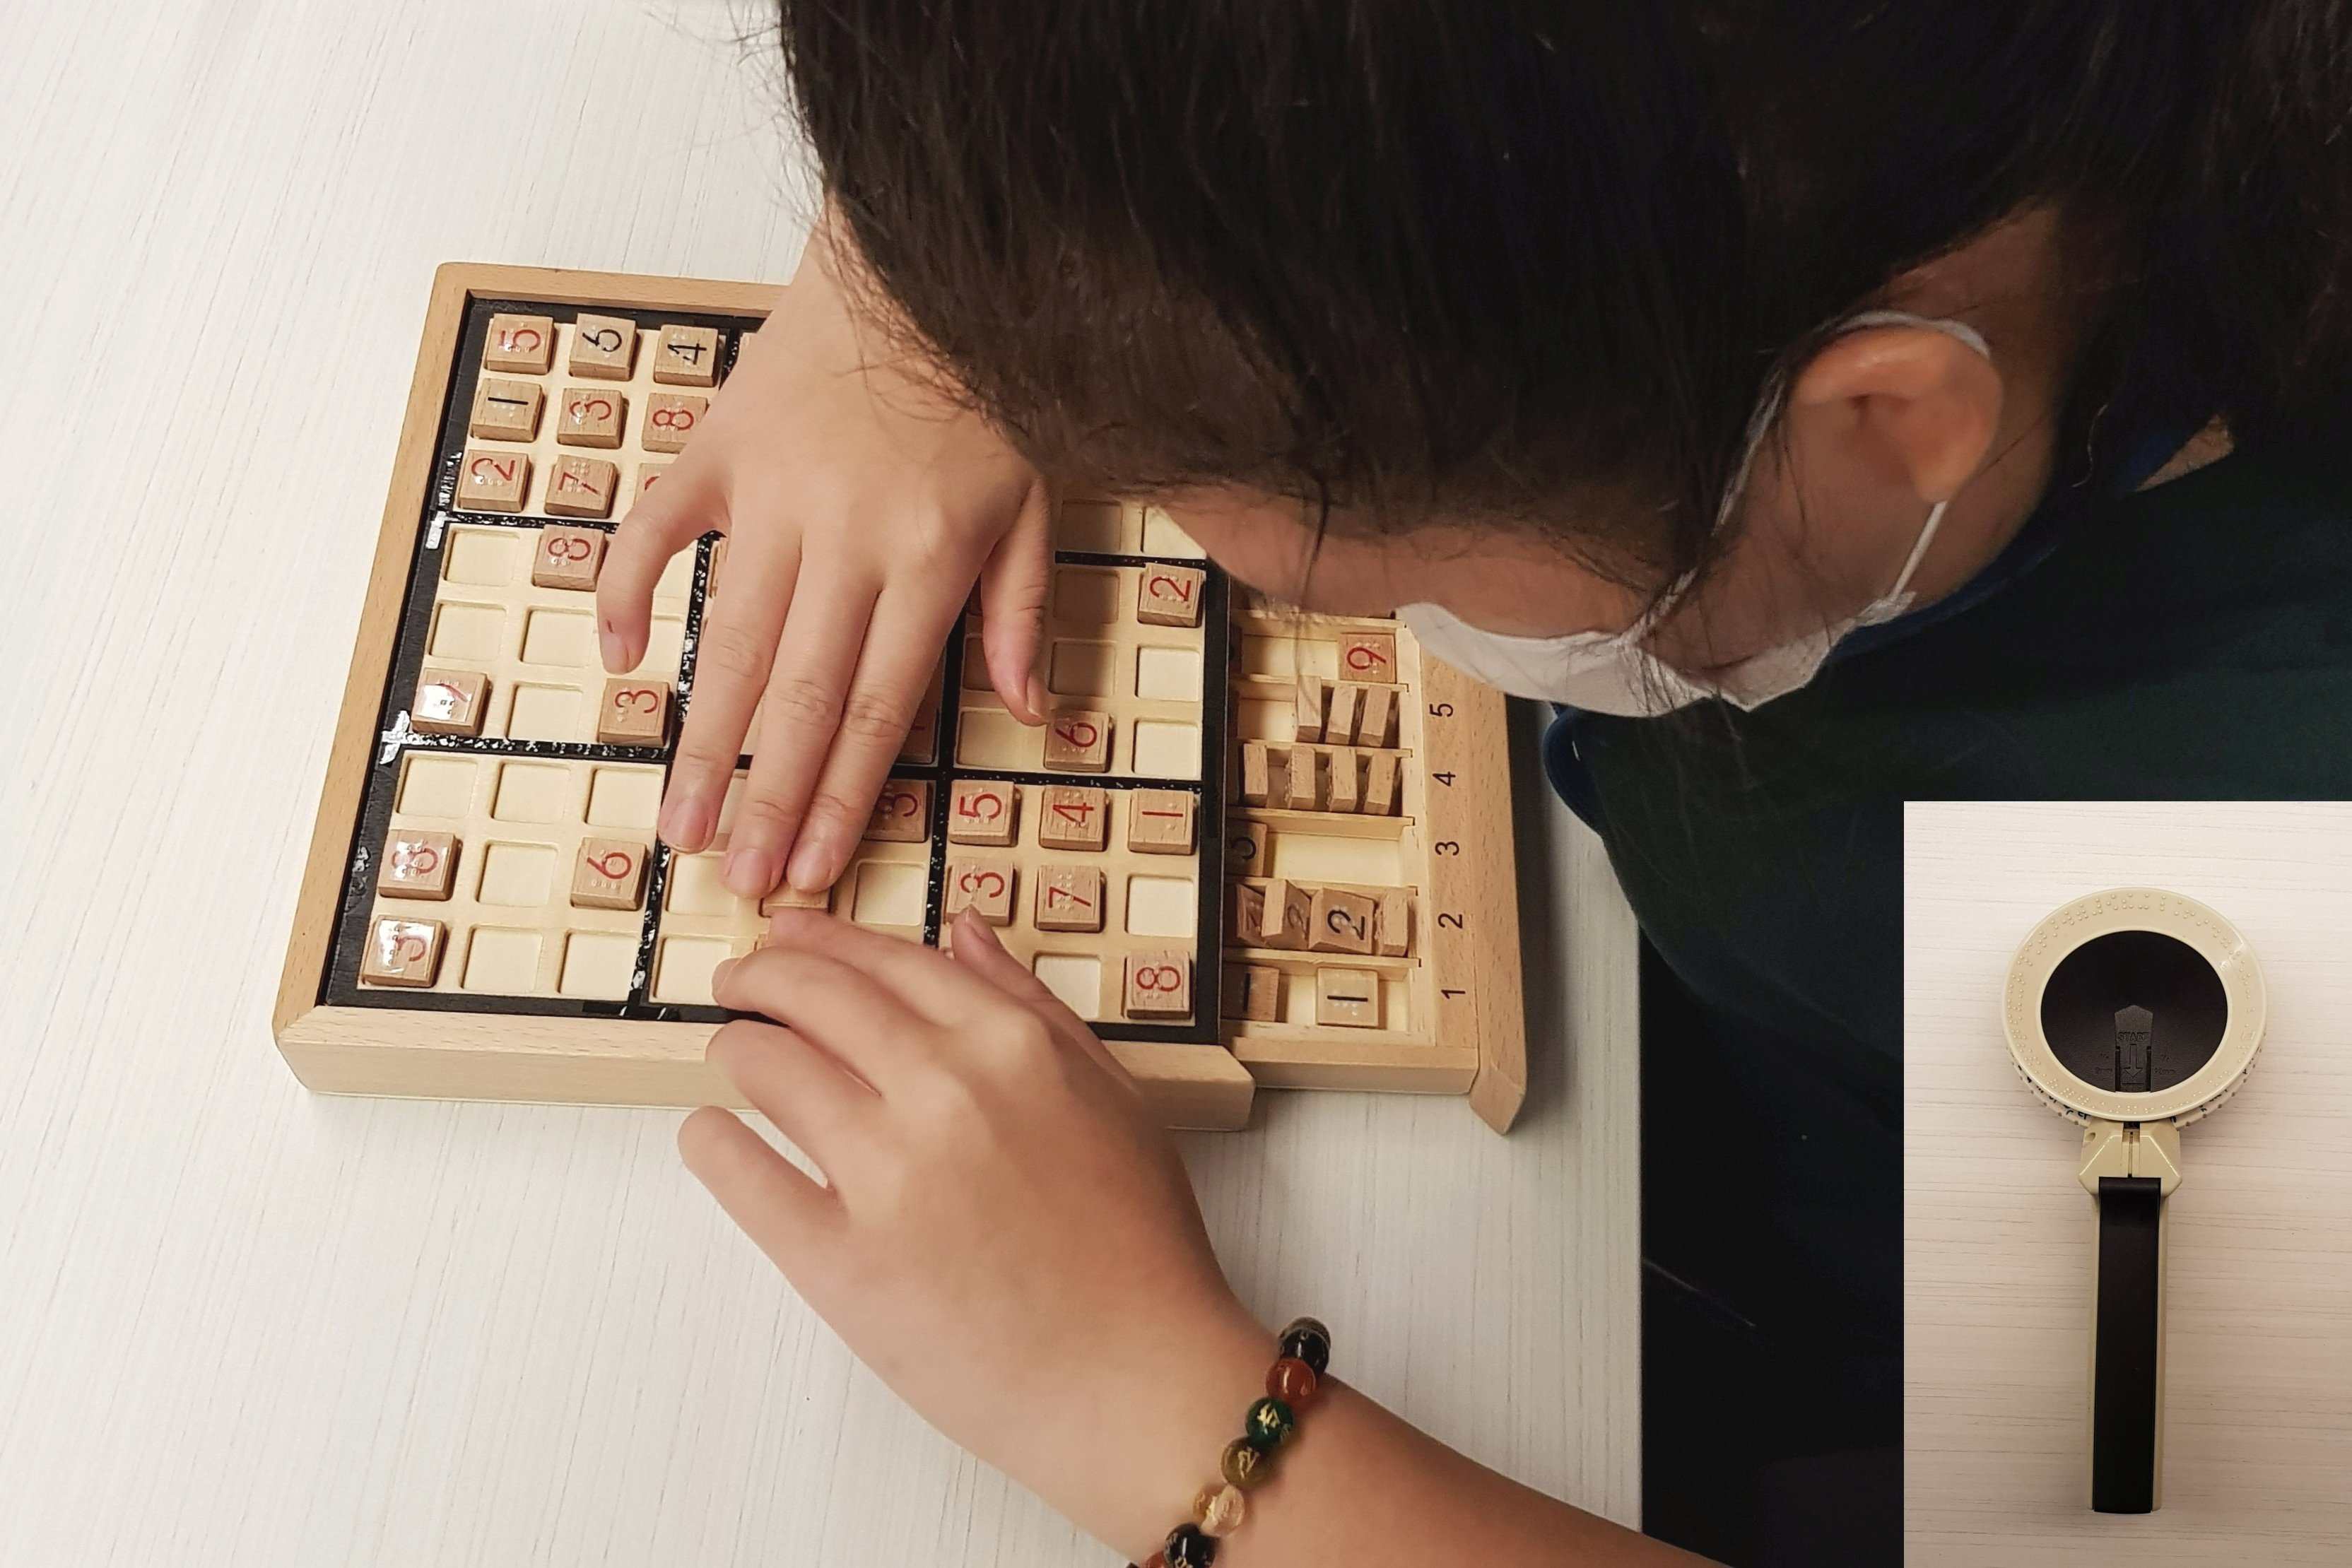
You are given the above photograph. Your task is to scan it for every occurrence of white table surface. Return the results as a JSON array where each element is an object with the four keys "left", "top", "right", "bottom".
[
  {"left": 1905, "top": 802, "right": 2352, "bottom": 1564},
  {"left": 0, "top": 6, "right": 1642, "bottom": 1564}
]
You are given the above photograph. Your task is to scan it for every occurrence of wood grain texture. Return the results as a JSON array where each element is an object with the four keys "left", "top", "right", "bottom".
[
  {"left": 1906, "top": 802, "right": 2352, "bottom": 1563},
  {"left": 0, "top": 5, "right": 1640, "bottom": 1563}
]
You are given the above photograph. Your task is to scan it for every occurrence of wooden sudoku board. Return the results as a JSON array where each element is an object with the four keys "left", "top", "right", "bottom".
[{"left": 275, "top": 264, "right": 1527, "bottom": 1132}]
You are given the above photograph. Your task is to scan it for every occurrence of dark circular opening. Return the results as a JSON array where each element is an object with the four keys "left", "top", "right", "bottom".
[{"left": 2039, "top": 929, "right": 2227, "bottom": 1095}]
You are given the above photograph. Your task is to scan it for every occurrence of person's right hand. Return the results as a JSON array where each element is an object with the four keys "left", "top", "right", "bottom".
[{"left": 597, "top": 211, "right": 1052, "bottom": 898}]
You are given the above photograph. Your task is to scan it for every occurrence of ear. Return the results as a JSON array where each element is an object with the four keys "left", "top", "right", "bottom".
[{"left": 1784, "top": 324, "right": 2002, "bottom": 505}]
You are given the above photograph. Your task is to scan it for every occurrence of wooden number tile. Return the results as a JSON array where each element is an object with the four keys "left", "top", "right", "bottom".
[
  {"left": 546, "top": 455, "right": 621, "bottom": 518},
  {"left": 1136, "top": 565, "right": 1207, "bottom": 627},
  {"left": 360, "top": 916, "right": 445, "bottom": 987},
  {"left": 642, "top": 393, "right": 707, "bottom": 454},
  {"left": 572, "top": 837, "right": 649, "bottom": 910},
  {"left": 1037, "top": 784, "right": 1110, "bottom": 851},
  {"left": 1324, "top": 683, "right": 1363, "bottom": 746},
  {"left": 598, "top": 678, "right": 671, "bottom": 745},
  {"left": 1365, "top": 750, "right": 1400, "bottom": 816},
  {"left": 1358, "top": 684, "right": 1396, "bottom": 748},
  {"left": 1240, "top": 741, "right": 1271, "bottom": 806},
  {"left": 1231, "top": 881, "right": 1266, "bottom": 945},
  {"left": 1223, "top": 820, "right": 1269, "bottom": 877},
  {"left": 1123, "top": 951, "right": 1193, "bottom": 1019},
  {"left": 411, "top": 666, "right": 488, "bottom": 736},
  {"left": 653, "top": 324, "right": 721, "bottom": 386},
  {"left": 1035, "top": 864, "right": 1105, "bottom": 933},
  {"left": 483, "top": 312, "right": 555, "bottom": 375},
  {"left": 1339, "top": 632, "right": 1398, "bottom": 683},
  {"left": 1376, "top": 888, "right": 1413, "bottom": 956},
  {"left": 1308, "top": 887, "right": 1378, "bottom": 955},
  {"left": 468, "top": 377, "right": 543, "bottom": 442},
  {"left": 568, "top": 313, "right": 637, "bottom": 379},
  {"left": 1315, "top": 966, "right": 1382, "bottom": 1028},
  {"left": 944, "top": 861, "right": 1016, "bottom": 926},
  {"left": 1327, "top": 748, "right": 1361, "bottom": 814},
  {"left": 1127, "top": 788, "right": 1196, "bottom": 854},
  {"left": 867, "top": 779, "right": 932, "bottom": 842},
  {"left": 948, "top": 779, "right": 1019, "bottom": 845},
  {"left": 377, "top": 828, "right": 458, "bottom": 900},
  {"left": 1283, "top": 746, "right": 1320, "bottom": 812},
  {"left": 455, "top": 447, "right": 530, "bottom": 512},
  {"left": 760, "top": 883, "right": 833, "bottom": 914},
  {"left": 636, "top": 464, "right": 669, "bottom": 503},
  {"left": 1042, "top": 709, "right": 1114, "bottom": 772},
  {"left": 1259, "top": 878, "right": 1313, "bottom": 950},
  {"left": 1222, "top": 962, "right": 1281, "bottom": 1022},
  {"left": 557, "top": 387, "right": 626, "bottom": 449},
  {"left": 532, "top": 525, "right": 606, "bottom": 591},
  {"left": 1293, "top": 676, "right": 1327, "bottom": 743}
]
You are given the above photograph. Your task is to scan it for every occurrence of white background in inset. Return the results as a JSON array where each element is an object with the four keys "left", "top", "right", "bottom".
[
  {"left": 0, "top": 7, "right": 1640, "bottom": 1567},
  {"left": 1906, "top": 802, "right": 2352, "bottom": 1564}
]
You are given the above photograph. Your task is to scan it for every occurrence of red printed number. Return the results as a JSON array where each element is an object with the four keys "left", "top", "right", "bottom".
[
  {"left": 1135, "top": 964, "right": 1182, "bottom": 991},
  {"left": 495, "top": 326, "right": 542, "bottom": 353},
  {"left": 588, "top": 850, "right": 635, "bottom": 880},
  {"left": 651, "top": 406, "right": 697, "bottom": 432},
  {"left": 1054, "top": 719, "right": 1100, "bottom": 746},
  {"left": 567, "top": 396, "right": 615, "bottom": 422},
  {"left": 1345, "top": 644, "right": 1389, "bottom": 671},
  {"left": 956, "top": 791, "right": 1004, "bottom": 819},
  {"left": 957, "top": 868, "right": 1006, "bottom": 897},
  {"left": 468, "top": 454, "right": 516, "bottom": 482},
  {"left": 1145, "top": 573, "right": 1194, "bottom": 603},
  {"left": 881, "top": 789, "right": 919, "bottom": 818},
  {"left": 613, "top": 688, "right": 660, "bottom": 714},
  {"left": 1049, "top": 800, "right": 1095, "bottom": 824},
  {"left": 389, "top": 843, "right": 440, "bottom": 877},
  {"left": 1045, "top": 883, "right": 1095, "bottom": 908},
  {"left": 546, "top": 534, "right": 593, "bottom": 560}
]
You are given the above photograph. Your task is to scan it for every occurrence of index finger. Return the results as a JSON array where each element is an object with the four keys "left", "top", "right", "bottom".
[
  {"left": 758, "top": 907, "right": 1017, "bottom": 1030},
  {"left": 599, "top": 463, "right": 724, "bottom": 673}
]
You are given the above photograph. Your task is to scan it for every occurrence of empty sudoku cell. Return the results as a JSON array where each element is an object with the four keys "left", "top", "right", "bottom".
[
  {"left": 1037, "top": 785, "right": 1110, "bottom": 851},
  {"left": 1035, "top": 865, "right": 1105, "bottom": 933},
  {"left": 468, "top": 377, "right": 542, "bottom": 442},
  {"left": 1136, "top": 565, "right": 1206, "bottom": 627},
  {"left": 653, "top": 324, "right": 720, "bottom": 386},
  {"left": 1122, "top": 952, "right": 1192, "bottom": 1019},
  {"left": 1315, "top": 966, "right": 1382, "bottom": 1027},
  {"left": 568, "top": 314, "right": 637, "bottom": 379},
  {"left": 642, "top": 393, "right": 707, "bottom": 454},
  {"left": 1338, "top": 632, "right": 1397, "bottom": 683},
  {"left": 532, "top": 526, "right": 606, "bottom": 591},
  {"left": 1259, "top": 878, "right": 1312, "bottom": 949},
  {"left": 359, "top": 916, "right": 444, "bottom": 986},
  {"left": 483, "top": 312, "right": 555, "bottom": 374},
  {"left": 571, "top": 837, "right": 649, "bottom": 910},
  {"left": 411, "top": 666, "right": 489, "bottom": 736},
  {"left": 867, "top": 779, "right": 932, "bottom": 842},
  {"left": 597, "top": 678, "right": 671, "bottom": 745},
  {"left": 455, "top": 447, "right": 530, "bottom": 512},
  {"left": 556, "top": 387, "right": 625, "bottom": 449},
  {"left": 1377, "top": 888, "right": 1413, "bottom": 956},
  {"left": 1042, "top": 710, "right": 1113, "bottom": 772},
  {"left": 1126, "top": 788, "right": 1196, "bottom": 854},
  {"left": 377, "top": 828, "right": 458, "bottom": 900},
  {"left": 1307, "top": 888, "right": 1378, "bottom": 955},
  {"left": 546, "top": 455, "right": 619, "bottom": 518},
  {"left": 947, "top": 779, "right": 1018, "bottom": 846},
  {"left": 944, "top": 861, "right": 1016, "bottom": 925},
  {"left": 1221, "top": 962, "right": 1280, "bottom": 1022}
]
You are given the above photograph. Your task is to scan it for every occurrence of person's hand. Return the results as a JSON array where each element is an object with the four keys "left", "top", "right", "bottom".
[
  {"left": 681, "top": 911, "right": 1273, "bottom": 1560},
  {"left": 598, "top": 213, "right": 1052, "bottom": 899}
]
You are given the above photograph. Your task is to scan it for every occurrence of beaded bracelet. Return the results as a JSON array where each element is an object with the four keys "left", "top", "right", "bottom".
[{"left": 1129, "top": 1316, "right": 1331, "bottom": 1568}]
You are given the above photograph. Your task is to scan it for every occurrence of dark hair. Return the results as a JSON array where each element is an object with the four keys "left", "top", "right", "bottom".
[{"left": 778, "top": 1, "right": 2352, "bottom": 586}]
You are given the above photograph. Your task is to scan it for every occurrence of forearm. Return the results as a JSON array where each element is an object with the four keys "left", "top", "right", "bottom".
[{"left": 1203, "top": 1378, "right": 1710, "bottom": 1568}]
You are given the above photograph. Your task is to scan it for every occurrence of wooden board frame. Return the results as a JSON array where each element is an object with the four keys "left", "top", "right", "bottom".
[{"left": 276, "top": 263, "right": 1525, "bottom": 1133}]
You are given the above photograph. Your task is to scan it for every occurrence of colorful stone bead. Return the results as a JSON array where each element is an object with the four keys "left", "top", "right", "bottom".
[
  {"left": 1278, "top": 1316, "right": 1331, "bottom": 1374},
  {"left": 1221, "top": 1437, "right": 1271, "bottom": 1490},
  {"left": 1193, "top": 1482, "right": 1247, "bottom": 1536},
  {"left": 1267, "top": 1355, "right": 1319, "bottom": 1408},
  {"left": 1165, "top": 1522, "right": 1218, "bottom": 1566},
  {"left": 1245, "top": 1395, "right": 1295, "bottom": 1448}
]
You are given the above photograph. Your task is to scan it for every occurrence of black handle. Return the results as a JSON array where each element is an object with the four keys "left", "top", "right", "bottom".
[{"left": 2090, "top": 1175, "right": 2165, "bottom": 1512}]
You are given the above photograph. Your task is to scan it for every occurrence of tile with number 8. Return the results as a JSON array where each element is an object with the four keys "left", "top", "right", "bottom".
[
  {"left": 532, "top": 525, "right": 606, "bottom": 591},
  {"left": 642, "top": 393, "right": 707, "bottom": 454},
  {"left": 1122, "top": 951, "right": 1193, "bottom": 1019}
]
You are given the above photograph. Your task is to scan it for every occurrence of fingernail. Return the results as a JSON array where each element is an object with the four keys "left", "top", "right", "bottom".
[
  {"left": 659, "top": 798, "right": 710, "bottom": 851},
  {"left": 1023, "top": 674, "right": 1047, "bottom": 723},
  {"left": 599, "top": 625, "right": 623, "bottom": 673},
  {"left": 786, "top": 836, "right": 837, "bottom": 893},
  {"left": 724, "top": 845, "right": 778, "bottom": 897}
]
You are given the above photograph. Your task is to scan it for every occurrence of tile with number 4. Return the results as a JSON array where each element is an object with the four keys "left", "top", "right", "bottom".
[
  {"left": 1037, "top": 785, "right": 1110, "bottom": 851},
  {"left": 653, "top": 324, "right": 720, "bottom": 386}
]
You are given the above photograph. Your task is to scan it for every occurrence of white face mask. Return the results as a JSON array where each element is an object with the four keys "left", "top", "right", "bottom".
[{"left": 1399, "top": 310, "right": 1991, "bottom": 716}]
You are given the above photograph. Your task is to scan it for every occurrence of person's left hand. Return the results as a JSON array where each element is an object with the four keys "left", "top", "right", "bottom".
[{"left": 681, "top": 909, "right": 1273, "bottom": 1560}]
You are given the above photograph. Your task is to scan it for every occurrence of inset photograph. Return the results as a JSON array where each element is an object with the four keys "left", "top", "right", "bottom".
[{"left": 1905, "top": 801, "right": 2352, "bottom": 1562}]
